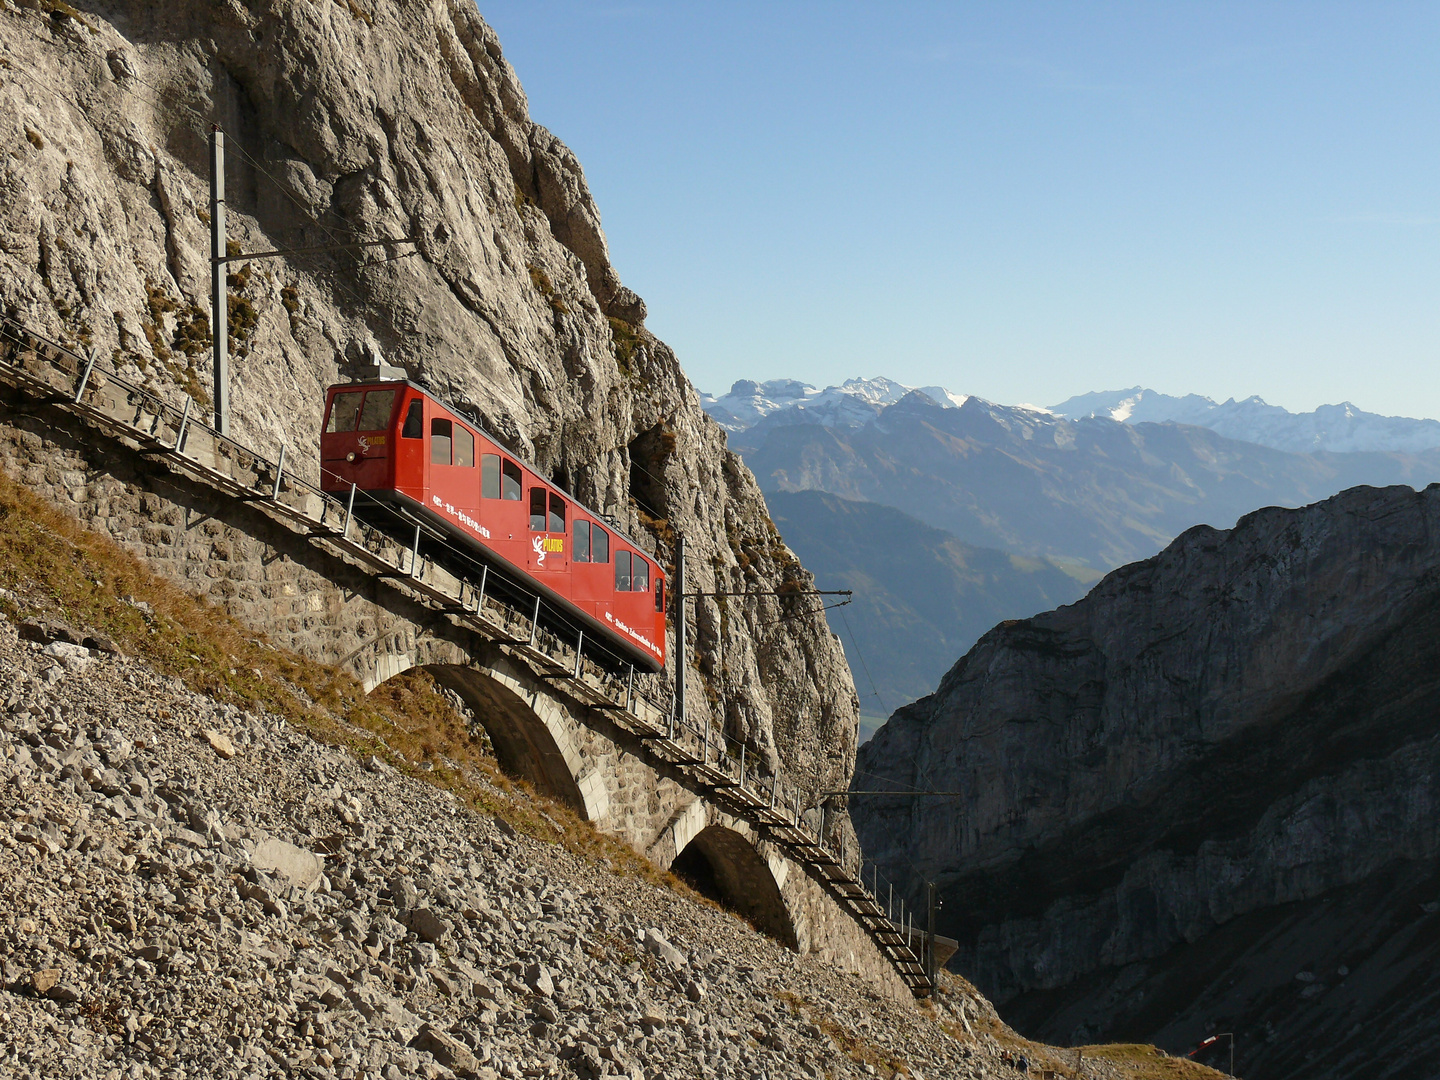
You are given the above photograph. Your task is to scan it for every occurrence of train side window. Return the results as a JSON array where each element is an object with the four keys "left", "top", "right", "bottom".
[
  {"left": 454, "top": 426, "right": 475, "bottom": 468},
  {"left": 481, "top": 454, "right": 500, "bottom": 498},
  {"left": 655, "top": 577, "right": 665, "bottom": 612},
  {"left": 357, "top": 389, "right": 397, "bottom": 431},
  {"left": 431, "top": 418, "right": 453, "bottom": 464},
  {"left": 502, "top": 459, "right": 522, "bottom": 500},
  {"left": 592, "top": 525, "right": 609, "bottom": 564},
  {"left": 401, "top": 399, "right": 423, "bottom": 439},
  {"left": 631, "top": 556, "right": 649, "bottom": 594},
  {"left": 548, "top": 493, "right": 566, "bottom": 533},
  {"left": 529, "top": 488, "right": 547, "bottom": 531},
  {"left": 326, "top": 392, "right": 364, "bottom": 433},
  {"left": 615, "top": 550, "right": 631, "bottom": 591},
  {"left": 574, "top": 520, "right": 590, "bottom": 562}
]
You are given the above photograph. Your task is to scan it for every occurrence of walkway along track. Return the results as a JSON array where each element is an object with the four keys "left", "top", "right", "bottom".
[{"left": 0, "top": 320, "right": 934, "bottom": 996}]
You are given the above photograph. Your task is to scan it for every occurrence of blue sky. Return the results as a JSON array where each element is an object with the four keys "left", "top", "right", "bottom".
[{"left": 479, "top": 2, "right": 1440, "bottom": 418}]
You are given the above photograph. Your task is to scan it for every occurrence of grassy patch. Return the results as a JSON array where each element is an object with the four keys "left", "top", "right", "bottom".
[
  {"left": 527, "top": 264, "right": 567, "bottom": 315},
  {"left": 607, "top": 316, "right": 640, "bottom": 375},
  {"left": 1075, "top": 1043, "right": 1229, "bottom": 1079},
  {"left": 333, "top": 0, "right": 373, "bottom": 25},
  {"left": 774, "top": 990, "right": 911, "bottom": 1074},
  {"left": 0, "top": 463, "right": 705, "bottom": 901},
  {"left": 42, "top": 0, "right": 98, "bottom": 32}
]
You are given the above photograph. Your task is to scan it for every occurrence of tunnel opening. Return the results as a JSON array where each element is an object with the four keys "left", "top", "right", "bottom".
[{"left": 671, "top": 825, "right": 798, "bottom": 949}]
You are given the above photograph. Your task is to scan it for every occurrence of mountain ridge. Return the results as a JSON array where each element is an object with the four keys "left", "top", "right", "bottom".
[
  {"left": 851, "top": 481, "right": 1440, "bottom": 1078},
  {"left": 1050, "top": 386, "right": 1440, "bottom": 455},
  {"left": 732, "top": 391, "right": 1440, "bottom": 571},
  {"left": 702, "top": 375, "right": 1440, "bottom": 455}
]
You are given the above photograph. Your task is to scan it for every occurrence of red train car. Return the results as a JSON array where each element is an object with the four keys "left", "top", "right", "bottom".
[{"left": 319, "top": 379, "right": 667, "bottom": 672}]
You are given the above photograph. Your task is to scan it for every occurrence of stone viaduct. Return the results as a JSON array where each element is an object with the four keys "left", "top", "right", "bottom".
[{"left": 0, "top": 321, "right": 929, "bottom": 1000}]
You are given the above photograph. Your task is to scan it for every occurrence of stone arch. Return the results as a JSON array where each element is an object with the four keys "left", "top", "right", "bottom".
[
  {"left": 672, "top": 823, "right": 798, "bottom": 949},
  {"left": 424, "top": 663, "right": 592, "bottom": 815},
  {"left": 358, "top": 631, "right": 606, "bottom": 823}
]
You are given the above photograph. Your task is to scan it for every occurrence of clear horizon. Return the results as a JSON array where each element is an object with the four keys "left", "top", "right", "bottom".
[{"left": 480, "top": 2, "right": 1440, "bottom": 421}]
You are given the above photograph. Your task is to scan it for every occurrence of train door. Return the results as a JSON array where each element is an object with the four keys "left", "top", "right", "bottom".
[
  {"left": 394, "top": 394, "right": 426, "bottom": 504},
  {"left": 479, "top": 449, "right": 526, "bottom": 566},
  {"left": 526, "top": 485, "right": 570, "bottom": 581},
  {"left": 608, "top": 547, "right": 664, "bottom": 665},
  {"left": 570, "top": 517, "right": 611, "bottom": 618},
  {"left": 426, "top": 404, "right": 480, "bottom": 536}
]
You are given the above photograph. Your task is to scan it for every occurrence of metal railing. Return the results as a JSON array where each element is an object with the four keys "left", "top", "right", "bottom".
[{"left": 0, "top": 318, "right": 934, "bottom": 994}]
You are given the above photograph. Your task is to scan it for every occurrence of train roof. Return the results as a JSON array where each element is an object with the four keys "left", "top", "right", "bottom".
[{"left": 329, "top": 377, "right": 664, "bottom": 573}]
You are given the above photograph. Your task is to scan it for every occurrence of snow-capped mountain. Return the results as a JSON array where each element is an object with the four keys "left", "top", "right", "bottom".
[
  {"left": 701, "top": 377, "right": 968, "bottom": 433},
  {"left": 1050, "top": 388, "right": 1440, "bottom": 455}
]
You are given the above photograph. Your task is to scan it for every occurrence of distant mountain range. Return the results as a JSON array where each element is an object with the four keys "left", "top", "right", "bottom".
[
  {"left": 765, "top": 491, "right": 1094, "bottom": 734},
  {"left": 1050, "top": 386, "right": 1440, "bottom": 454},
  {"left": 731, "top": 391, "right": 1440, "bottom": 570},
  {"left": 711, "top": 376, "right": 1440, "bottom": 715},
  {"left": 705, "top": 377, "right": 1440, "bottom": 455}
]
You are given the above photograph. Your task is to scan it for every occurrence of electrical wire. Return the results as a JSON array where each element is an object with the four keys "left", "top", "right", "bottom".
[{"left": 839, "top": 604, "right": 887, "bottom": 718}]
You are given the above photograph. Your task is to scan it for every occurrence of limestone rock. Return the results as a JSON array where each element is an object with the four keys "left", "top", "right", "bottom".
[
  {"left": 201, "top": 728, "right": 237, "bottom": 759},
  {"left": 411, "top": 1024, "right": 479, "bottom": 1077},
  {"left": 251, "top": 836, "right": 322, "bottom": 889},
  {"left": 855, "top": 482, "right": 1440, "bottom": 1071},
  {"left": 643, "top": 927, "right": 687, "bottom": 970},
  {"left": 0, "top": 0, "right": 859, "bottom": 820}
]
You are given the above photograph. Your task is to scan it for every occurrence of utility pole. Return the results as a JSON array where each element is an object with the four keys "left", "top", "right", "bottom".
[
  {"left": 673, "top": 533, "right": 686, "bottom": 737},
  {"left": 1189, "top": 1032, "right": 1234, "bottom": 1076},
  {"left": 209, "top": 125, "right": 228, "bottom": 436},
  {"left": 926, "top": 881, "right": 937, "bottom": 986}
]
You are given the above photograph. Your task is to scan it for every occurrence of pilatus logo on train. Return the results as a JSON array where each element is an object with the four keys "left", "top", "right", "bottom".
[{"left": 532, "top": 534, "right": 564, "bottom": 564}]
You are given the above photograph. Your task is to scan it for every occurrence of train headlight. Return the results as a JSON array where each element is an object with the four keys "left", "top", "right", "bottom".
[{"left": 346, "top": 452, "right": 356, "bottom": 462}]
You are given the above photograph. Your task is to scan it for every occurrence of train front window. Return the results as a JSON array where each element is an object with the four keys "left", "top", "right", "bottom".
[
  {"left": 548, "top": 493, "right": 566, "bottom": 533},
  {"left": 631, "top": 556, "right": 649, "bottom": 594},
  {"left": 615, "top": 550, "right": 631, "bottom": 591},
  {"left": 502, "top": 460, "right": 522, "bottom": 500},
  {"left": 655, "top": 577, "right": 664, "bottom": 612},
  {"left": 454, "top": 426, "right": 475, "bottom": 468},
  {"left": 592, "top": 525, "right": 609, "bottom": 564},
  {"left": 481, "top": 454, "right": 500, "bottom": 498},
  {"left": 529, "top": 488, "right": 547, "bottom": 531},
  {"left": 574, "top": 520, "right": 590, "bottom": 562},
  {"left": 401, "top": 399, "right": 423, "bottom": 439},
  {"left": 431, "top": 419, "right": 452, "bottom": 464},
  {"left": 325, "top": 392, "right": 364, "bottom": 433},
  {"left": 357, "top": 390, "right": 396, "bottom": 431}
]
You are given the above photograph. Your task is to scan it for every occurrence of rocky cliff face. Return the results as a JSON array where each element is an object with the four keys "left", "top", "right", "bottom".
[
  {"left": 0, "top": 1, "right": 858, "bottom": 801},
  {"left": 853, "top": 483, "right": 1440, "bottom": 1077}
]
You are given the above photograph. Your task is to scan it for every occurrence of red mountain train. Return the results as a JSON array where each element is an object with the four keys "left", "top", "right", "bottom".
[{"left": 320, "top": 379, "right": 667, "bottom": 672}]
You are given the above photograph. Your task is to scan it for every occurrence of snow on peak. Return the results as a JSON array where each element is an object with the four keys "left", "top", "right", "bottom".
[
  {"left": 1049, "top": 388, "right": 1440, "bottom": 454},
  {"left": 701, "top": 377, "right": 966, "bottom": 433}
]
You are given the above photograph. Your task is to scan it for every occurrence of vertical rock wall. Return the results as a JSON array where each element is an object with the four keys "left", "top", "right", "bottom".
[{"left": 0, "top": 0, "right": 858, "bottom": 818}]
